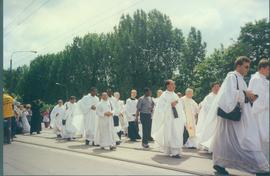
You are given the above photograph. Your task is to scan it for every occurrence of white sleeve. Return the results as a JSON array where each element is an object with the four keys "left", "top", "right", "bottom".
[
  {"left": 125, "top": 100, "right": 132, "bottom": 117},
  {"left": 218, "top": 74, "right": 245, "bottom": 113},
  {"left": 249, "top": 78, "right": 268, "bottom": 114},
  {"left": 96, "top": 104, "right": 104, "bottom": 117}
]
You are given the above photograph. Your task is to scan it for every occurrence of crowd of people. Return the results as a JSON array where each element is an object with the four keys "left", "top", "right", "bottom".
[
  {"left": 3, "top": 98, "right": 52, "bottom": 143},
  {"left": 3, "top": 56, "right": 269, "bottom": 176}
]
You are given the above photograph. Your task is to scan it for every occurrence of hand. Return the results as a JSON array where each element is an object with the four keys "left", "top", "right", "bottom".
[
  {"left": 249, "top": 94, "right": 258, "bottom": 102},
  {"left": 105, "top": 112, "right": 113, "bottom": 116},
  {"left": 171, "top": 101, "right": 178, "bottom": 107},
  {"left": 245, "top": 90, "right": 257, "bottom": 102},
  {"left": 245, "top": 90, "right": 254, "bottom": 98},
  {"left": 91, "top": 105, "right": 96, "bottom": 110}
]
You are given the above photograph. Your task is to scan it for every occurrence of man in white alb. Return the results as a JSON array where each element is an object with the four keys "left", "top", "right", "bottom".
[{"left": 152, "top": 80, "right": 186, "bottom": 158}]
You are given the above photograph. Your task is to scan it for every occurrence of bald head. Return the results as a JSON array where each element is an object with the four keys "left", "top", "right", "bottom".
[{"left": 185, "top": 88, "right": 193, "bottom": 98}]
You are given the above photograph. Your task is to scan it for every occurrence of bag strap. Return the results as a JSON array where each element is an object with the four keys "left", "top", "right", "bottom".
[{"left": 234, "top": 74, "right": 239, "bottom": 90}]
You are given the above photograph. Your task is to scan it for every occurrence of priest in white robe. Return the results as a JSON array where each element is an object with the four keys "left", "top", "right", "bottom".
[
  {"left": 125, "top": 89, "right": 140, "bottom": 141},
  {"left": 152, "top": 80, "right": 186, "bottom": 158},
  {"left": 248, "top": 59, "right": 269, "bottom": 161},
  {"left": 180, "top": 88, "right": 199, "bottom": 148},
  {"left": 196, "top": 83, "right": 220, "bottom": 152},
  {"left": 50, "top": 100, "right": 65, "bottom": 138},
  {"left": 78, "top": 88, "right": 99, "bottom": 145},
  {"left": 107, "top": 89, "right": 121, "bottom": 145},
  {"left": 62, "top": 96, "right": 79, "bottom": 141},
  {"left": 94, "top": 92, "right": 116, "bottom": 150},
  {"left": 114, "top": 92, "right": 127, "bottom": 140},
  {"left": 210, "top": 56, "right": 269, "bottom": 175}
]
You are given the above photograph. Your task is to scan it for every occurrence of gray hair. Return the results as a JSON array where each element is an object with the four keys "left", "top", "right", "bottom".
[{"left": 185, "top": 88, "right": 193, "bottom": 94}]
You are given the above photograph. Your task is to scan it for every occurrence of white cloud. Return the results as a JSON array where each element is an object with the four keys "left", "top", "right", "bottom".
[{"left": 3, "top": 0, "right": 268, "bottom": 69}]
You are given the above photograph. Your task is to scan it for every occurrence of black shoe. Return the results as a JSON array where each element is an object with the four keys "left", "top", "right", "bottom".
[
  {"left": 57, "top": 134, "right": 62, "bottom": 138},
  {"left": 13, "top": 135, "right": 17, "bottom": 138},
  {"left": 116, "top": 141, "right": 121, "bottom": 145},
  {"left": 67, "top": 138, "right": 71, "bottom": 141},
  {"left": 110, "top": 146, "right": 116, "bottom": 150},
  {"left": 85, "top": 140, "right": 90, "bottom": 145},
  {"left": 213, "top": 165, "right": 229, "bottom": 175},
  {"left": 188, "top": 147, "right": 197, "bottom": 149},
  {"left": 148, "top": 137, "right": 154, "bottom": 142},
  {"left": 37, "top": 132, "right": 41, "bottom": 134},
  {"left": 171, "top": 154, "right": 181, "bottom": 159},
  {"left": 136, "top": 135, "right": 141, "bottom": 139},
  {"left": 130, "top": 139, "right": 137, "bottom": 142},
  {"left": 100, "top": 147, "right": 105, "bottom": 150}
]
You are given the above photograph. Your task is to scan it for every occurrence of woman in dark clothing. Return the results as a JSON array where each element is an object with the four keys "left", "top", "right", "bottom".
[{"left": 30, "top": 100, "right": 42, "bottom": 135}]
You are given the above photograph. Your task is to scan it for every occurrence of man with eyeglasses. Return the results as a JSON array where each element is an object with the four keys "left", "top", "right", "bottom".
[{"left": 209, "top": 56, "right": 269, "bottom": 175}]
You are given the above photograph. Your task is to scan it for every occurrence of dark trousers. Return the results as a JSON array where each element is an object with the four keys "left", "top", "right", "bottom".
[
  {"left": 128, "top": 121, "right": 139, "bottom": 140},
  {"left": 140, "top": 113, "right": 152, "bottom": 145},
  {"left": 11, "top": 117, "right": 17, "bottom": 137},
  {"left": 183, "top": 126, "right": 189, "bottom": 144},
  {"left": 113, "top": 116, "right": 119, "bottom": 126},
  {"left": 149, "top": 118, "right": 152, "bottom": 139},
  {"left": 113, "top": 116, "right": 122, "bottom": 140},
  {"left": 4, "top": 118, "right": 12, "bottom": 144}
]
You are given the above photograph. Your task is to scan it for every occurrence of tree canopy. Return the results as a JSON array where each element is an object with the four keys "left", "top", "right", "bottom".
[{"left": 4, "top": 9, "right": 269, "bottom": 105}]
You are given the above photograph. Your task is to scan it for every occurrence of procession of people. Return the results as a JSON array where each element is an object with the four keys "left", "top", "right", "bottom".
[{"left": 3, "top": 56, "right": 269, "bottom": 175}]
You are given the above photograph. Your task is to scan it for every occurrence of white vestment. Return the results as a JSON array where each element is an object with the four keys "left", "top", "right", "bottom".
[
  {"left": 62, "top": 102, "right": 79, "bottom": 139},
  {"left": 21, "top": 110, "right": 30, "bottom": 133},
  {"left": 78, "top": 94, "right": 99, "bottom": 142},
  {"left": 196, "top": 92, "right": 217, "bottom": 151},
  {"left": 94, "top": 100, "right": 116, "bottom": 147},
  {"left": 180, "top": 96, "right": 199, "bottom": 148},
  {"left": 152, "top": 90, "right": 186, "bottom": 156},
  {"left": 109, "top": 96, "right": 122, "bottom": 142},
  {"left": 125, "top": 98, "right": 138, "bottom": 122},
  {"left": 153, "top": 97, "right": 160, "bottom": 113},
  {"left": 50, "top": 104, "right": 65, "bottom": 135},
  {"left": 249, "top": 72, "right": 269, "bottom": 160},
  {"left": 117, "top": 100, "right": 129, "bottom": 132},
  {"left": 211, "top": 71, "right": 269, "bottom": 173}
]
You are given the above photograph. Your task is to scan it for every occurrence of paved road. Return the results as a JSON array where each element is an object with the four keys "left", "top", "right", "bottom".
[{"left": 4, "top": 142, "right": 193, "bottom": 175}]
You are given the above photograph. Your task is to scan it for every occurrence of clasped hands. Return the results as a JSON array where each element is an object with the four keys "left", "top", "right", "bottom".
[
  {"left": 171, "top": 100, "right": 178, "bottom": 107},
  {"left": 244, "top": 90, "right": 258, "bottom": 103},
  {"left": 91, "top": 105, "right": 96, "bottom": 110},
  {"left": 104, "top": 111, "right": 113, "bottom": 117}
]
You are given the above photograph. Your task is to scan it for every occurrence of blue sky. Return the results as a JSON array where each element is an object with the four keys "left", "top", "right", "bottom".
[{"left": 4, "top": 0, "right": 269, "bottom": 69}]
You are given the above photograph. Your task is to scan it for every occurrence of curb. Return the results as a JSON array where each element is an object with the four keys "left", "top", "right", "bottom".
[{"left": 27, "top": 134, "right": 212, "bottom": 159}]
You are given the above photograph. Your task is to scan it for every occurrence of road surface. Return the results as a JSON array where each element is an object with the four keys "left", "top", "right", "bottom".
[{"left": 4, "top": 142, "right": 192, "bottom": 175}]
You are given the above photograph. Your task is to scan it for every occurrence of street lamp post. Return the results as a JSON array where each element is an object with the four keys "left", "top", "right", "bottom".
[
  {"left": 10, "top": 50, "right": 37, "bottom": 71},
  {"left": 56, "top": 82, "right": 68, "bottom": 101}
]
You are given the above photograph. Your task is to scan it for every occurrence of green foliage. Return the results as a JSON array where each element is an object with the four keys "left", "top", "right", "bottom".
[{"left": 3, "top": 9, "right": 269, "bottom": 105}]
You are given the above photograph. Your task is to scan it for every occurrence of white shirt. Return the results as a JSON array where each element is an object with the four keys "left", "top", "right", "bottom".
[{"left": 125, "top": 98, "right": 138, "bottom": 122}]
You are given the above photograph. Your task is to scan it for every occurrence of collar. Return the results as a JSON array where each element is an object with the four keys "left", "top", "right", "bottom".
[{"left": 234, "top": 71, "right": 244, "bottom": 78}]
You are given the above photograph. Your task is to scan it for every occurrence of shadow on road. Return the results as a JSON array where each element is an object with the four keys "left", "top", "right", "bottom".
[
  {"left": 92, "top": 148, "right": 117, "bottom": 154},
  {"left": 151, "top": 154, "right": 189, "bottom": 165},
  {"left": 67, "top": 144, "right": 94, "bottom": 150}
]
